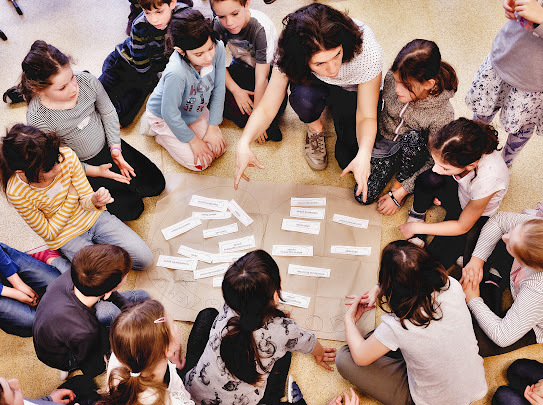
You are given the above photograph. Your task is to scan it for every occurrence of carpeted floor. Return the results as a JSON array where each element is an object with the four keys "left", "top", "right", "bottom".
[{"left": 0, "top": 0, "right": 542, "bottom": 403}]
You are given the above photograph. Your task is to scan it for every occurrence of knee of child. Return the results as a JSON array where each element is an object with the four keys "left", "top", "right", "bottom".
[
  {"left": 134, "top": 245, "right": 154, "bottom": 270},
  {"left": 507, "top": 358, "right": 536, "bottom": 382},
  {"left": 334, "top": 345, "right": 353, "bottom": 373}
]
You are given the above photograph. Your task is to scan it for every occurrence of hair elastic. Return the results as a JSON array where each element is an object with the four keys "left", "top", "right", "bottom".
[
  {"left": 130, "top": 372, "right": 141, "bottom": 377},
  {"left": 154, "top": 317, "right": 166, "bottom": 324}
]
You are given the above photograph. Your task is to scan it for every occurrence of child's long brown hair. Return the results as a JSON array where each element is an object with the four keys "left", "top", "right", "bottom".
[
  {"left": 377, "top": 241, "right": 449, "bottom": 329},
  {"left": 98, "top": 300, "right": 172, "bottom": 405}
]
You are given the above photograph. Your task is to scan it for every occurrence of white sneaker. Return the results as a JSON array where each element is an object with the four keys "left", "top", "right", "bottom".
[{"left": 304, "top": 128, "right": 327, "bottom": 171}]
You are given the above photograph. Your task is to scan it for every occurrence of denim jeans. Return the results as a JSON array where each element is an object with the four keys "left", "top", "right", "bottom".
[
  {"left": 0, "top": 243, "right": 62, "bottom": 337},
  {"left": 94, "top": 289, "right": 151, "bottom": 329},
  {"left": 59, "top": 211, "right": 154, "bottom": 271}
]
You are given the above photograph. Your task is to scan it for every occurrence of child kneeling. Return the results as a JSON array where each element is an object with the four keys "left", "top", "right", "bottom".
[{"left": 33, "top": 244, "right": 150, "bottom": 378}]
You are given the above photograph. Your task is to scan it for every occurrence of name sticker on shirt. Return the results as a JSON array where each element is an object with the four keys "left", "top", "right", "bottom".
[
  {"left": 280, "top": 292, "right": 311, "bottom": 308},
  {"left": 272, "top": 245, "right": 314, "bottom": 257},
  {"left": 218, "top": 235, "right": 256, "bottom": 253},
  {"left": 290, "top": 207, "right": 326, "bottom": 220},
  {"left": 202, "top": 223, "right": 239, "bottom": 239},
  {"left": 193, "top": 263, "right": 229, "bottom": 280},
  {"left": 288, "top": 264, "right": 330, "bottom": 278},
  {"left": 76, "top": 115, "right": 91, "bottom": 130},
  {"left": 161, "top": 217, "right": 202, "bottom": 240},
  {"left": 331, "top": 245, "right": 372, "bottom": 256},
  {"left": 156, "top": 255, "right": 198, "bottom": 271},
  {"left": 282, "top": 219, "right": 321, "bottom": 235},
  {"left": 189, "top": 195, "right": 229, "bottom": 212},
  {"left": 332, "top": 214, "right": 369, "bottom": 229}
]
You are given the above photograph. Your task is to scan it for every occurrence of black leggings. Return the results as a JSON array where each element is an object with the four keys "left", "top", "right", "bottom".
[
  {"left": 412, "top": 169, "right": 488, "bottom": 268},
  {"left": 493, "top": 359, "right": 543, "bottom": 405},
  {"left": 182, "top": 308, "right": 300, "bottom": 405}
]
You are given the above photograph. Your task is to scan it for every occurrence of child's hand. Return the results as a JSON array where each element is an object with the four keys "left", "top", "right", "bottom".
[
  {"left": 328, "top": 388, "right": 360, "bottom": 405},
  {"left": 111, "top": 149, "right": 136, "bottom": 180},
  {"left": 462, "top": 279, "right": 481, "bottom": 302},
  {"left": 515, "top": 0, "right": 543, "bottom": 24},
  {"left": 313, "top": 347, "right": 337, "bottom": 371},
  {"left": 233, "top": 87, "right": 254, "bottom": 115},
  {"left": 345, "top": 294, "right": 375, "bottom": 324},
  {"left": 526, "top": 383, "right": 543, "bottom": 405},
  {"left": 92, "top": 187, "right": 114, "bottom": 208},
  {"left": 377, "top": 188, "right": 407, "bottom": 216},
  {"left": 96, "top": 163, "right": 131, "bottom": 184},
  {"left": 398, "top": 222, "right": 418, "bottom": 239},
  {"left": 189, "top": 135, "right": 214, "bottom": 169},
  {"left": 256, "top": 132, "right": 268, "bottom": 145},
  {"left": 203, "top": 125, "right": 227, "bottom": 158},
  {"left": 504, "top": 0, "right": 517, "bottom": 19},
  {"left": 460, "top": 257, "right": 485, "bottom": 288},
  {"left": 49, "top": 388, "right": 76, "bottom": 404},
  {"left": 534, "top": 380, "right": 543, "bottom": 397},
  {"left": 341, "top": 153, "right": 371, "bottom": 203},
  {"left": 234, "top": 143, "right": 264, "bottom": 190}
]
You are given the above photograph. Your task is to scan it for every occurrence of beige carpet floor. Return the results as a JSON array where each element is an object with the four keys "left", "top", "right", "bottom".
[{"left": 1, "top": 0, "right": 543, "bottom": 403}]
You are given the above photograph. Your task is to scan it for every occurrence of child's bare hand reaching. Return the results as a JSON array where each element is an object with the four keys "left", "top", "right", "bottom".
[
  {"left": 328, "top": 388, "right": 360, "bottom": 405},
  {"left": 312, "top": 341, "right": 336, "bottom": 370},
  {"left": 515, "top": 0, "right": 543, "bottom": 24},
  {"left": 92, "top": 187, "right": 114, "bottom": 208}
]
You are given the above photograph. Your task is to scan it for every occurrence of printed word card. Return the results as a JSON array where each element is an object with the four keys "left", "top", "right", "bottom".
[
  {"left": 227, "top": 200, "right": 253, "bottom": 226},
  {"left": 157, "top": 255, "right": 198, "bottom": 271},
  {"left": 193, "top": 263, "right": 230, "bottom": 280},
  {"left": 333, "top": 214, "right": 369, "bottom": 229},
  {"left": 177, "top": 245, "right": 214, "bottom": 263},
  {"left": 288, "top": 264, "right": 330, "bottom": 278},
  {"left": 331, "top": 245, "right": 372, "bottom": 256},
  {"left": 290, "top": 207, "right": 325, "bottom": 220},
  {"left": 290, "top": 197, "right": 326, "bottom": 207},
  {"left": 218, "top": 235, "right": 256, "bottom": 253},
  {"left": 280, "top": 292, "right": 311, "bottom": 308},
  {"left": 203, "top": 223, "right": 239, "bottom": 239},
  {"left": 282, "top": 219, "right": 321, "bottom": 235},
  {"left": 162, "top": 217, "right": 201, "bottom": 240},
  {"left": 272, "top": 245, "right": 314, "bottom": 256},
  {"left": 189, "top": 195, "right": 229, "bottom": 212}
]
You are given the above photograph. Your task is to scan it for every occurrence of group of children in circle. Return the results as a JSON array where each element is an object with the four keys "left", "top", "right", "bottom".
[{"left": 1, "top": 0, "right": 543, "bottom": 404}]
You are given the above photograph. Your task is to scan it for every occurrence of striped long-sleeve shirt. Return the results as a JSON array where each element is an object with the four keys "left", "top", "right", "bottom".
[
  {"left": 117, "top": 4, "right": 190, "bottom": 75},
  {"left": 468, "top": 211, "right": 543, "bottom": 345},
  {"left": 6, "top": 147, "right": 103, "bottom": 250},
  {"left": 27, "top": 72, "right": 120, "bottom": 162}
]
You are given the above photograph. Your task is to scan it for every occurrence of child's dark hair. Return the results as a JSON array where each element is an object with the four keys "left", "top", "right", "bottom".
[
  {"left": 376, "top": 240, "right": 449, "bottom": 329},
  {"left": 97, "top": 300, "right": 171, "bottom": 405},
  {"left": 429, "top": 118, "right": 499, "bottom": 167},
  {"left": 71, "top": 244, "right": 131, "bottom": 297},
  {"left": 165, "top": 9, "right": 218, "bottom": 58},
  {"left": 220, "top": 250, "right": 286, "bottom": 384},
  {"left": 19, "top": 40, "right": 70, "bottom": 102},
  {"left": 392, "top": 39, "right": 458, "bottom": 98},
  {"left": 0, "top": 124, "right": 63, "bottom": 193},
  {"left": 210, "top": 0, "right": 247, "bottom": 7},
  {"left": 138, "top": 0, "right": 173, "bottom": 11},
  {"left": 276, "top": 3, "right": 362, "bottom": 84}
]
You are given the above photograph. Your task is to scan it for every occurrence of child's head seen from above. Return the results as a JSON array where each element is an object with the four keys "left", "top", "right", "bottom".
[
  {"left": 167, "top": 9, "right": 218, "bottom": 69},
  {"left": 20, "top": 40, "right": 75, "bottom": 104},
  {"left": 391, "top": 39, "right": 458, "bottom": 103},
  {"left": 276, "top": 3, "right": 362, "bottom": 84},
  {"left": 0, "top": 124, "right": 63, "bottom": 192},
  {"left": 138, "top": 0, "right": 178, "bottom": 30},
  {"left": 377, "top": 240, "right": 449, "bottom": 329},
  {"left": 210, "top": 0, "right": 251, "bottom": 36},
  {"left": 503, "top": 219, "right": 543, "bottom": 271},
  {"left": 71, "top": 244, "right": 132, "bottom": 299},
  {"left": 428, "top": 117, "right": 498, "bottom": 175}
]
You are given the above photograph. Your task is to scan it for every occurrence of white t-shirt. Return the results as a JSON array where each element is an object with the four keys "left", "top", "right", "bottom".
[
  {"left": 374, "top": 278, "right": 487, "bottom": 405},
  {"left": 107, "top": 353, "right": 195, "bottom": 405},
  {"left": 312, "top": 20, "right": 383, "bottom": 91},
  {"left": 454, "top": 150, "right": 509, "bottom": 217}
]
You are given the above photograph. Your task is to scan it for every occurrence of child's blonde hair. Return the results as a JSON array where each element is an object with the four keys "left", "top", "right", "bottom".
[
  {"left": 98, "top": 300, "right": 172, "bottom": 405},
  {"left": 513, "top": 219, "right": 543, "bottom": 270}
]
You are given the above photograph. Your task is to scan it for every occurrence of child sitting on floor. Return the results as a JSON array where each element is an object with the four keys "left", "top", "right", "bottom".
[{"left": 33, "top": 244, "right": 150, "bottom": 378}]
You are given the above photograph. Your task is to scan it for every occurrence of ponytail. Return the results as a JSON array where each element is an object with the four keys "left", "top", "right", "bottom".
[
  {"left": 392, "top": 39, "right": 458, "bottom": 97},
  {"left": 429, "top": 117, "right": 498, "bottom": 167},
  {"left": 220, "top": 250, "right": 285, "bottom": 384},
  {"left": 19, "top": 40, "right": 70, "bottom": 102}
]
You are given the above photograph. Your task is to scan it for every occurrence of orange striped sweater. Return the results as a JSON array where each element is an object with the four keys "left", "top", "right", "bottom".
[{"left": 6, "top": 147, "right": 104, "bottom": 249}]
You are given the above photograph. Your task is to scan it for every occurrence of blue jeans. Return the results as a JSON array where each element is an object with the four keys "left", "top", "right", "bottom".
[
  {"left": 0, "top": 243, "right": 61, "bottom": 337},
  {"left": 95, "top": 289, "right": 151, "bottom": 329},
  {"left": 59, "top": 211, "right": 153, "bottom": 271}
]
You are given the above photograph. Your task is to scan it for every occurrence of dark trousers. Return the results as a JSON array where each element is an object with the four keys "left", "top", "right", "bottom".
[
  {"left": 289, "top": 77, "right": 360, "bottom": 169},
  {"left": 84, "top": 139, "right": 165, "bottom": 221},
  {"left": 225, "top": 63, "right": 287, "bottom": 133},
  {"left": 412, "top": 170, "right": 488, "bottom": 268},
  {"left": 182, "top": 308, "right": 295, "bottom": 405},
  {"left": 493, "top": 359, "right": 543, "bottom": 405},
  {"left": 99, "top": 49, "right": 161, "bottom": 128}
]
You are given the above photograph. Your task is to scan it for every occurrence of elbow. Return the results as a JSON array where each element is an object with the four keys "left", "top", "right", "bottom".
[{"left": 352, "top": 353, "right": 373, "bottom": 367}]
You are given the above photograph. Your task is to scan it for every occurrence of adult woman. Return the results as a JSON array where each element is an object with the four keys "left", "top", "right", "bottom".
[{"left": 234, "top": 3, "right": 382, "bottom": 204}]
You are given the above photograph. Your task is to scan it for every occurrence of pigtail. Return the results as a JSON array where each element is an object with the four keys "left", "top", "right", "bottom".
[
  {"left": 475, "top": 120, "right": 499, "bottom": 155},
  {"left": 99, "top": 366, "right": 168, "bottom": 405},
  {"left": 431, "top": 60, "right": 458, "bottom": 96},
  {"left": 18, "top": 40, "right": 70, "bottom": 102}
]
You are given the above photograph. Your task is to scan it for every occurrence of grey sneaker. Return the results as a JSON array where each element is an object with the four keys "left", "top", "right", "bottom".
[{"left": 304, "top": 128, "right": 327, "bottom": 170}]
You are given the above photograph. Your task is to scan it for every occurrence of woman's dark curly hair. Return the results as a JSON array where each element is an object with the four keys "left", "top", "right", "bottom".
[{"left": 275, "top": 3, "right": 362, "bottom": 84}]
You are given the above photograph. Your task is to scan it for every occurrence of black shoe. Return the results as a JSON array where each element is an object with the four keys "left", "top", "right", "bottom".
[
  {"left": 266, "top": 123, "right": 282, "bottom": 142},
  {"left": 263, "top": 0, "right": 276, "bottom": 3},
  {"left": 3, "top": 86, "right": 24, "bottom": 104}
]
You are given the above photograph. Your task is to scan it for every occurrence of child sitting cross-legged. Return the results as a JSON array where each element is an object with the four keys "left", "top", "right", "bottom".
[{"left": 32, "top": 244, "right": 150, "bottom": 379}]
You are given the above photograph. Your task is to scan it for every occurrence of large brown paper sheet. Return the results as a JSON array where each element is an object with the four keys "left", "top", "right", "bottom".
[{"left": 136, "top": 173, "right": 382, "bottom": 341}]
